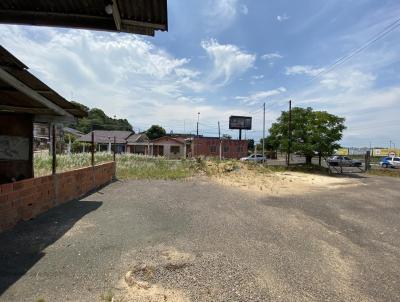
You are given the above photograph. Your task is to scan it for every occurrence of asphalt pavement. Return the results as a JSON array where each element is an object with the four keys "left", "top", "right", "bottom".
[{"left": 0, "top": 175, "right": 399, "bottom": 301}]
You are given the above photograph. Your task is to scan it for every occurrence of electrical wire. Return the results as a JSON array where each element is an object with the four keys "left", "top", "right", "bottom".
[{"left": 311, "top": 17, "right": 400, "bottom": 80}]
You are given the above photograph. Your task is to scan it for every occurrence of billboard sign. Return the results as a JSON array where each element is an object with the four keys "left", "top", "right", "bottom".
[
  {"left": 372, "top": 148, "right": 398, "bottom": 157},
  {"left": 335, "top": 148, "right": 349, "bottom": 156},
  {"left": 229, "top": 116, "right": 252, "bottom": 130}
]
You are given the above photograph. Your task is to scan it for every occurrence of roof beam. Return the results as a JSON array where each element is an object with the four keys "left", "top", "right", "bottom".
[
  {"left": 112, "top": 0, "right": 122, "bottom": 31},
  {"left": 0, "top": 105, "right": 52, "bottom": 114},
  {"left": 0, "top": 67, "right": 73, "bottom": 118},
  {"left": 122, "top": 19, "right": 166, "bottom": 30},
  {"left": 0, "top": 9, "right": 165, "bottom": 33}
]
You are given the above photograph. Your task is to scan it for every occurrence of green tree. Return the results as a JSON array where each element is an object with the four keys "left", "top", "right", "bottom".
[
  {"left": 67, "top": 101, "right": 133, "bottom": 133},
  {"left": 247, "top": 139, "right": 255, "bottom": 152},
  {"left": 268, "top": 107, "right": 346, "bottom": 165},
  {"left": 146, "top": 125, "right": 166, "bottom": 140}
]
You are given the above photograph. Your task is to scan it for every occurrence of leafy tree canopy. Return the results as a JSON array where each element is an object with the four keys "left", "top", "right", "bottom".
[
  {"left": 68, "top": 101, "right": 132, "bottom": 133},
  {"left": 267, "top": 107, "right": 346, "bottom": 162},
  {"left": 247, "top": 139, "right": 255, "bottom": 151},
  {"left": 146, "top": 125, "right": 166, "bottom": 140}
]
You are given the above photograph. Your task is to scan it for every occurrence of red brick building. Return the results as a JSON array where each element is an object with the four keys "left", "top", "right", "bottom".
[{"left": 191, "top": 137, "right": 248, "bottom": 159}]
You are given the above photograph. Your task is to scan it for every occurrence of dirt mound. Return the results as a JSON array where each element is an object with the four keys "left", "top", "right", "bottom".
[{"left": 204, "top": 161, "right": 360, "bottom": 196}]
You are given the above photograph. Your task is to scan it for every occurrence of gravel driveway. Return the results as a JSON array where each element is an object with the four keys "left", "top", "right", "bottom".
[{"left": 1, "top": 175, "right": 399, "bottom": 301}]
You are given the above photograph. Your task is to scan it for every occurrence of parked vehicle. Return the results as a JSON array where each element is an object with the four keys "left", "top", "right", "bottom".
[
  {"left": 240, "top": 154, "right": 266, "bottom": 163},
  {"left": 327, "top": 156, "right": 362, "bottom": 167},
  {"left": 380, "top": 157, "right": 400, "bottom": 168}
]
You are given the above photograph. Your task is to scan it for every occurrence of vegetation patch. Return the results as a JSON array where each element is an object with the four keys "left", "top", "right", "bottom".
[{"left": 34, "top": 152, "right": 198, "bottom": 180}]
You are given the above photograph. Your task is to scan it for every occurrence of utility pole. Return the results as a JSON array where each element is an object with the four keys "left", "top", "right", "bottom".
[
  {"left": 196, "top": 112, "right": 200, "bottom": 137},
  {"left": 262, "top": 102, "right": 265, "bottom": 158},
  {"left": 195, "top": 112, "right": 200, "bottom": 157},
  {"left": 52, "top": 124, "right": 56, "bottom": 175},
  {"left": 389, "top": 140, "right": 392, "bottom": 149},
  {"left": 218, "top": 121, "right": 222, "bottom": 160},
  {"left": 287, "top": 100, "right": 292, "bottom": 167}
]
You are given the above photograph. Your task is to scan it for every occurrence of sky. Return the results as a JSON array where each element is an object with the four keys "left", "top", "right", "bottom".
[{"left": 0, "top": 0, "right": 399, "bottom": 147}]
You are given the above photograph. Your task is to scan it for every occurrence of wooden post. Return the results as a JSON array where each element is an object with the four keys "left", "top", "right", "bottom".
[
  {"left": 113, "top": 136, "right": 116, "bottom": 162},
  {"left": 287, "top": 100, "right": 292, "bottom": 168},
  {"left": 91, "top": 131, "right": 95, "bottom": 167},
  {"left": 52, "top": 124, "right": 56, "bottom": 175}
]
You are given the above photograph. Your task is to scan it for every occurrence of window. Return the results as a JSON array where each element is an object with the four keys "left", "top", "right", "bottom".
[
  {"left": 393, "top": 158, "right": 400, "bottom": 162},
  {"left": 223, "top": 146, "right": 229, "bottom": 153},
  {"left": 236, "top": 146, "right": 243, "bottom": 153},
  {"left": 170, "top": 146, "right": 180, "bottom": 154},
  {"left": 209, "top": 145, "right": 217, "bottom": 153}
]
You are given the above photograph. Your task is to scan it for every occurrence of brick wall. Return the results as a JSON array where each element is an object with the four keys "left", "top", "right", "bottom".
[
  {"left": 0, "top": 162, "right": 115, "bottom": 232},
  {"left": 193, "top": 138, "right": 248, "bottom": 159}
]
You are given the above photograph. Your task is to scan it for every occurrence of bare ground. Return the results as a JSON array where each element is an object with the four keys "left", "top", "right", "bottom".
[{"left": 1, "top": 174, "right": 399, "bottom": 302}]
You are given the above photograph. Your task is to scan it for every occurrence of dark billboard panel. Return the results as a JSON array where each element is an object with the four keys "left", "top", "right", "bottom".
[{"left": 229, "top": 116, "right": 252, "bottom": 130}]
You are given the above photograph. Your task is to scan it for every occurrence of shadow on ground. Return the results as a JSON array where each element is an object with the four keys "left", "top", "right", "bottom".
[{"left": 0, "top": 199, "right": 102, "bottom": 295}]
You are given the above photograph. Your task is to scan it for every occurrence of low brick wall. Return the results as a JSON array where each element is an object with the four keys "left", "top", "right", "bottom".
[{"left": 0, "top": 162, "right": 115, "bottom": 232}]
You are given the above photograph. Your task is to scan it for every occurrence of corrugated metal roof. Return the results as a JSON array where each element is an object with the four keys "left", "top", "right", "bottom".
[
  {"left": 0, "top": 45, "right": 87, "bottom": 118},
  {"left": 0, "top": 0, "right": 168, "bottom": 36},
  {"left": 126, "top": 133, "right": 149, "bottom": 143},
  {"left": 79, "top": 130, "right": 134, "bottom": 143}
]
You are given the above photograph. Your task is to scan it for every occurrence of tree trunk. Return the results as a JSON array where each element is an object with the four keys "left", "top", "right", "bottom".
[
  {"left": 306, "top": 155, "right": 312, "bottom": 164},
  {"left": 318, "top": 153, "right": 322, "bottom": 166}
]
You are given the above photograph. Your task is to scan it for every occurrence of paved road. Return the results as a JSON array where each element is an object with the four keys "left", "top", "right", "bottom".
[{"left": 1, "top": 176, "right": 399, "bottom": 301}]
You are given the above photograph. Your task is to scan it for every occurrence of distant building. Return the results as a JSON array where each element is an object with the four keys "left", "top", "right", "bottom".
[
  {"left": 150, "top": 136, "right": 186, "bottom": 159},
  {"left": 78, "top": 130, "right": 134, "bottom": 153},
  {"left": 64, "top": 127, "right": 83, "bottom": 138},
  {"left": 126, "top": 133, "right": 150, "bottom": 155},
  {"left": 33, "top": 123, "right": 50, "bottom": 151},
  {"left": 190, "top": 137, "right": 248, "bottom": 159}
]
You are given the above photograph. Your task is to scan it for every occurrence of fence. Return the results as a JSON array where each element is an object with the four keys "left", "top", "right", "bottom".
[{"left": 0, "top": 162, "right": 115, "bottom": 232}]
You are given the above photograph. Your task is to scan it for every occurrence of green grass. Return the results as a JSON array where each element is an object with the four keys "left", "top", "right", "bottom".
[
  {"left": 34, "top": 152, "right": 198, "bottom": 180},
  {"left": 116, "top": 155, "right": 198, "bottom": 180}
]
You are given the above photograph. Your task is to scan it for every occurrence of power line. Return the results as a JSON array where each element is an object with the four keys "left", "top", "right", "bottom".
[{"left": 311, "top": 17, "right": 400, "bottom": 80}]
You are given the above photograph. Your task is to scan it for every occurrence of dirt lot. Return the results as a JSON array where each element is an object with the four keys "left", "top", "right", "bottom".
[{"left": 1, "top": 174, "right": 400, "bottom": 301}]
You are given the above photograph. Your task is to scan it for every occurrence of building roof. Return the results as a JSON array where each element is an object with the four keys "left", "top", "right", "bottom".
[
  {"left": 78, "top": 130, "right": 134, "bottom": 144},
  {"left": 64, "top": 127, "right": 84, "bottom": 137},
  {"left": 151, "top": 136, "right": 185, "bottom": 145},
  {"left": 126, "top": 133, "right": 149, "bottom": 143},
  {"left": 166, "top": 133, "right": 200, "bottom": 138},
  {"left": 0, "top": 46, "right": 87, "bottom": 120},
  {"left": 0, "top": 0, "right": 168, "bottom": 36}
]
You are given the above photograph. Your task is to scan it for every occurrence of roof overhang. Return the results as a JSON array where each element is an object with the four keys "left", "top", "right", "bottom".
[
  {"left": 0, "top": 46, "right": 87, "bottom": 121},
  {"left": 0, "top": 0, "right": 168, "bottom": 37}
]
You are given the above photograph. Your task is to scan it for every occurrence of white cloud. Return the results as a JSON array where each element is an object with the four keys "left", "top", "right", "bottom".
[
  {"left": 204, "top": 0, "right": 238, "bottom": 32},
  {"left": 277, "top": 14, "right": 290, "bottom": 22},
  {"left": 261, "top": 52, "right": 283, "bottom": 60},
  {"left": 0, "top": 25, "right": 207, "bottom": 129},
  {"left": 201, "top": 39, "right": 256, "bottom": 86},
  {"left": 251, "top": 75, "right": 264, "bottom": 80},
  {"left": 285, "top": 65, "right": 325, "bottom": 76},
  {"left": 235, "top": 87, "right": 286, "bottom": 105},
  {"left": 285, "top": 64, "right": 376, "bottom": 91},
  {"left": 241, "top": 4, "right": 249, "bottom": 15},
  {"left": 319, "top": 70, "right": 376, "bottom": 91}
]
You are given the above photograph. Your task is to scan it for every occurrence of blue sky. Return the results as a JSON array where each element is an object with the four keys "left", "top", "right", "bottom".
[{"left": 0, "top": 0, "right": 399, "bottom": 147}]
